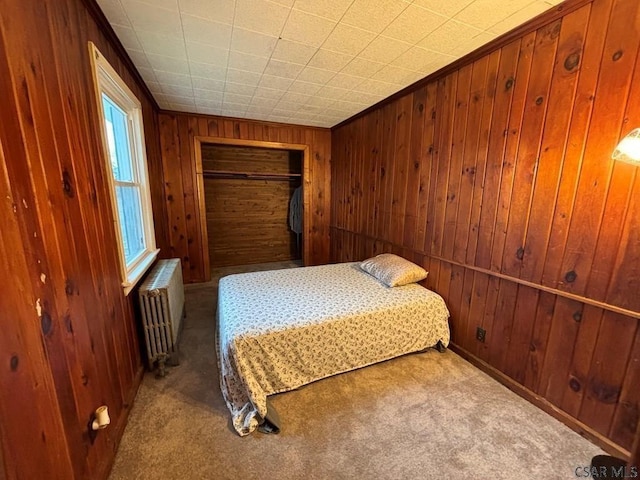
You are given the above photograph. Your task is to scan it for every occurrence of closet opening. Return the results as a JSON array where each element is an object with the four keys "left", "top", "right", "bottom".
[{"left": 194, "top": 138, "right": 308, "bottom": 278}]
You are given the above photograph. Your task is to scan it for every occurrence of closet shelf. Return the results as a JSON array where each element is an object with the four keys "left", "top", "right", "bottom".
[{"left": 202, "top": 169, "right": 301, "bottom": 181}]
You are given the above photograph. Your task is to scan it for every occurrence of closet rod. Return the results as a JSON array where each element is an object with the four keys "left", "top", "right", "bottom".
[{"left": 202, "top": 169, "right": 301, "bottom": 180}]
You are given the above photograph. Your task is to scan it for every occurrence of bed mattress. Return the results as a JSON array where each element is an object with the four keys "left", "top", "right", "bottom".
[{"left": 217, "top": 262, "right": 450, "bottom": 435}]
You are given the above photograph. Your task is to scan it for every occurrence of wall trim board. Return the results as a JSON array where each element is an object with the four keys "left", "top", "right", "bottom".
[
  {"left": 93, "top": 366, "right": 144, "bottom": 480},
  {"left": 450, "top": 343, "right": 630, "bottom": 460},
  {"left": 332, "top": 0, "right": 593, "bottom": 130},
  {"left": 80, "top": 0, "right": 159, "bottom": 111},
  {"left": 194, "top": 136, "right": 310, "bottom": 280},
  {"left": 329, "top": 227, "right": 640, "bottom": 321}
]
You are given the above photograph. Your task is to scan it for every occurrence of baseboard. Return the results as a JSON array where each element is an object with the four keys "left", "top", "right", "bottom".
[
  {"left": 93, "top": 365, "right": 145, "bottom": 480},
  {"left": 449, "top": 343, "right": 631, "bottom": 461}
]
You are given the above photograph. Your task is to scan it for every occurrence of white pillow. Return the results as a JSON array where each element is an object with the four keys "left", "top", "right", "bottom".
[{"left": 360, "top": 253, "right": 428, "bottom": 287}]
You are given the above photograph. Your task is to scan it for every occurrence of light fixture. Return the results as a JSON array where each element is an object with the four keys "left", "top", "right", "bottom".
[{"left": 612, "top": 128, "right": 640, "bottom": 163}]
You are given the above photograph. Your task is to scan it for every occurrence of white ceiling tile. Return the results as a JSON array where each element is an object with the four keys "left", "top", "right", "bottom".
[
  {"left": 304, "top": 96, "right": 334, "bottom": 108},
  {"left": 279, "top": 91, "right": 312, "bottom": 104},
  {"left": 315, "top": 85, "right": 350, "bottom": 100},
  {"left": 291, "top": 0, "right": 354, "bottom": 21},
  {"left": 138, "top": 32, "right": 187, "bottom": 58},
  {"left": 189, "top": 61, "right": 227, "bottom": 79},
  {"left": 112, "top": 25, "right": 143, "bottom": 51},
  {"left": 137, "top": 0, "right": 179, "bottom": 12},
  {"left": 359, "top": 35, "right": 412, "bottom": 63},
  {"left": 488, "top": 1, "right": 551, "bottom": 35},
  {"left": 372, "top": 64, "right": 415, "bottom": 84},
  {"left": 224, "top": 82, "right": 258, "bottom": 95},
  {"left": 185, "top": 42, "right": 229, "bottom": 65},
  {"left": 125, "top": 49, "right": 152, "bottom": 68},
  {"left": 230, "top": 28, "right": 279, "bottom": 57},
  {"left": 340, "top": 57, "right": 385, "bottom": 78},
  {"left": 161, "top": 84, "right": 195, "bottom": 96},
  {"left": 412, "top": 0, "right": 475, "bottom": 17},
  {"left": 381, "top": 4, "right": 447, "bottom": 43},
  {"left": 250, "top": 97, "right": 279, "bottom": 107},
  {"left": 153, "top": 70, "right": 192, "bottom": 86},
  {"left": 147, "top": 53, "right": 190, "bottom": 74},
  {"left": 326, "top": 72, "right": 365, "bottom": 90},
  {"left": 391, "top": 46, "right": 440, "bottom": 71},
  {"left": 195, "top": 99, "right": 223, "bottom": 109},
  {"left": 121, "top": 2, "right": 183, "bottom": 36},
  {"left": 417, "top": 20, "right": 483, "bottom": 55},
  {"left": 223, "top": 92, "right": 253, "bottom": 104},
  {"left": 296, "top": 66, "right": 336, "bottom": 84},
  {"left": 449, "top": 31, "right": 497, "bottom": 57},
  {"left": 421, "top": 53, "right": 456, "bottom": 75},
  {"left": 307, "top": 49, "right": 353, "bottom": 72},
  {"left": 275, "top": 100, "right": 304, "bottom": 111},
  {"left": 234, "top": 0, "right": 291, "bottom": 36},
  {"left": 136, "top": 66, "right": 158, "bottom": 83},
  {"left": 344, "top": 90, "right": 384, "bottom": 104},
  {"left": 225, "top": 68, "right": 262, "bottom": 85},
  {"left": 178, "top": 0, "right": 236, "bottom": 24},
  {"left": 286, "top": 81, "right": 322, "bottom": 95},
  {"left": 228, "top": 51, "right": 269, "bottom": 73},
  {"left": 341, "top": 0, "right": 410, "bottom": 34},
  {"left": 98, "top": 0, "right": 131, "bottom": 26},
  {"left": 281, "top": 10, "right": 337, "bottom": 47},
  {"left": 400, "top": 70, "right": 426, "bottom": 85},
  {"left": 321, "top": 24, "right": 376, "bottom": 56},
  {"left": 258, "top": 74, "right": 295, "bottom": 90},
  {"left": 355, "top": 78, "right": 399, "bottom": 96},
  {"left": 263, "top": 59, "right": 305, "bottom": 79},
  {"left": 192, "top": 77, "right": 225, "bottom": 91},
  {"left": 253, "top": 86, "right": 286, "bottom": 99},
  {"left": 193, "top": 89, "right": 224, "bottom": 100},
  {"left": 182, "top": 15, "right": 233, "bottom": 47},
  {"left": 271, "top": 39, "right": 319, "bottom": 64},
  {"left": 222, "top": 108, "right": 249, "bottom": 116},
  {"left": 455, "top": 0, "right": 535, "bottom": 30},
  {"left": 145, "top": 81, "right": 162, "bottom": 93}
]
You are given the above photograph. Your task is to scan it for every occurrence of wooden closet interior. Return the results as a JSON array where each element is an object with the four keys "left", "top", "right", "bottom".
[{"left": 201, "top": 143, "right": 303, "bottom": 268}]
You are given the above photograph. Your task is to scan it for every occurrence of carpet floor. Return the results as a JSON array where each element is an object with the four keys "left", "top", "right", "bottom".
[{"left": 109, "top": 261, "right": 604, "bottom": 480}]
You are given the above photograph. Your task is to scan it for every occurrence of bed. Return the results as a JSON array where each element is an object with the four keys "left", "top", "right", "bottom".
[{"left": 217, "top": 259, "right": 450, "bottom": 436}]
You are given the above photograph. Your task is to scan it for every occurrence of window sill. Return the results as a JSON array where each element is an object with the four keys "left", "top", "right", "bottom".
[{"left": 122, "top": 248, "right": 160, "bottom": 296}]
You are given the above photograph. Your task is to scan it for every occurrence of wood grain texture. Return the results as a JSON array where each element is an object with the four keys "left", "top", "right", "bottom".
[
  {"left": 0, "top": 0, "right": 157, "bottom": 478},
  {"left": 331, "top": 0, "right": 640, "bottom": 455},
  {"left": 157, "top": 112, "right": 331, "bottom": 282}
]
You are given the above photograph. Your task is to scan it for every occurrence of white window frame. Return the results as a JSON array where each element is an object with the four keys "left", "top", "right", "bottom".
[{"left": 89, "top": 42, "right": 158, "bottom": 295}]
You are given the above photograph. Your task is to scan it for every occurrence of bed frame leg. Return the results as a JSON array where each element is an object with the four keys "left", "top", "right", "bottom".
[{"left": 435, "top": 341, "right": 446, "bottom": 353}]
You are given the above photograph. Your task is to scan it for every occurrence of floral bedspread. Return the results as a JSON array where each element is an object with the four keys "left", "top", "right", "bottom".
[{"left": 216, "top": 262, "right": 450, "bottom": 436}]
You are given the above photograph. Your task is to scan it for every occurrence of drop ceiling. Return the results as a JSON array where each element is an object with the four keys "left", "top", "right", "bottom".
[{"left": 97, "top": 0, "right": 562, "bottom": 128}]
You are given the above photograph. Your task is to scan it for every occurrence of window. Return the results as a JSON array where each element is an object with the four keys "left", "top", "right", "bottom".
[{"left": 89, "top": 42, "right": 158, "bottom": 295}]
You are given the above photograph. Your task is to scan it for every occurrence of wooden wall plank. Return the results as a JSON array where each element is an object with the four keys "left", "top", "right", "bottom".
[
  {"left": 330, "top": 0, "right": 640, "bottom": 456},
  {"left": 1, "top": 0, "right": 156, "bottom": 478}
]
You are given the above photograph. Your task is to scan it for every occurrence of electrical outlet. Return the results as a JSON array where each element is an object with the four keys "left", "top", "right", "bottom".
[{"left": 476, "top": 327, "right": 486, "bottom": 343}]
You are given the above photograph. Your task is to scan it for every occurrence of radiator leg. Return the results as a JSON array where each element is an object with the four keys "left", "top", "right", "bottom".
[{"left": 156, "top": 353, "right": 168, "bottom": 378}]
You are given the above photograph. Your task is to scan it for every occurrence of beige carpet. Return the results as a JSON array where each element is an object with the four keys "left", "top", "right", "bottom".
[{"left": 109, "top": 261, "right": 604, "bottom": 480}]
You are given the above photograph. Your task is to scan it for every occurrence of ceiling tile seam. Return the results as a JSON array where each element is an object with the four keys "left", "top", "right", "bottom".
[
  {"left": 116, "top": 0, "right": 160, "bottom": 89},
  {"left": 275, "top": 0, "right": 361, "bottom": 115},
  {"left": 482, "top": 0, "right": 542, "bottom": 34},
  {"left": 224, "top": 0, "right": 252, "bottom": 116},
  {"left": 174, "top": 0, "right": 197, "bottom": 103},
  {"left": 245, "top": 0, "right": 302, "bottom": 116}
]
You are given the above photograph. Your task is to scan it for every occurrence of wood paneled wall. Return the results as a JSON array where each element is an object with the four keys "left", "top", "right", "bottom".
[
  {"left": 331, "top": 0, "right": 640, "bottom": 456},
  {"left": 0, "top": 0, "right": 163, "bottom": 478},
  {"left": 157, "top": 112, "right": 331, "bottom": 282}
]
